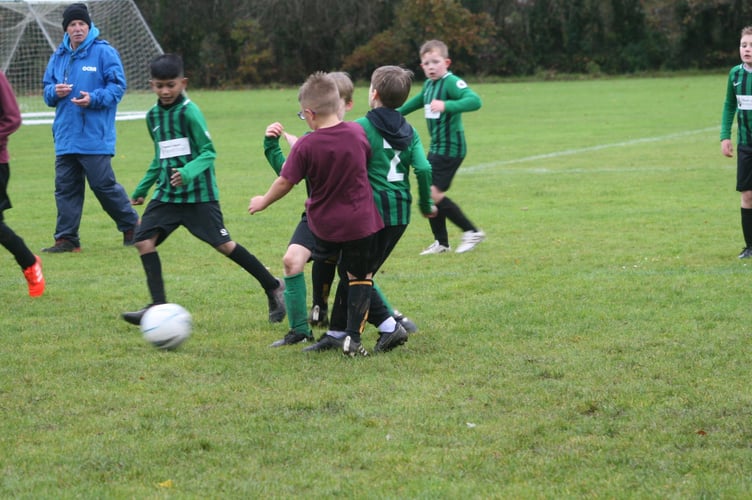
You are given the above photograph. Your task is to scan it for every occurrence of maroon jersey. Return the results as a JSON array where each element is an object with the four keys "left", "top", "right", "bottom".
[{"left": 281, "top": 121, "right": 384, "bottom": 242}]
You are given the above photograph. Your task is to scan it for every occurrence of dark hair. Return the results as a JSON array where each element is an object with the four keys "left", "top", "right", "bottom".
[{"left": 150, "top": 54, "right": 184, "bottom": 80}]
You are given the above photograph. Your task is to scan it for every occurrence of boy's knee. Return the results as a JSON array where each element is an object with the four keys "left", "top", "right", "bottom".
[{"left": 283, "top": 247, "right": 308, "bottom": 274}]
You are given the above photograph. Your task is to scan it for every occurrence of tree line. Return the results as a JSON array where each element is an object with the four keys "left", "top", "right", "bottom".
[{"left": 133, "top": 0, "right": 752, "bottom": 87}]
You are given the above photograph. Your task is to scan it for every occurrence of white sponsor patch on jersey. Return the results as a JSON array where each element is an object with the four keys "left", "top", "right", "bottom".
[
  {"left": 159, "top": 137, "right": 191, "bottom": 159},
  {"left": 456, "top": 79, "right": 468, "bottom": 89},
  {"left": 738, "top": 95, "right": 752, "bottom": 110}
]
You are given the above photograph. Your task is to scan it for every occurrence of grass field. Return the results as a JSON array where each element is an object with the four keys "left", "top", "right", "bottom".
[{"left": 2, "top": 73, "right": 750, "bottom": 498}]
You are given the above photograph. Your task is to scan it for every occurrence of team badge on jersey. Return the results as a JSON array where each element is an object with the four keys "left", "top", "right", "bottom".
[{"left": 457, "top": 80, "right": 468, "bottom": 89}]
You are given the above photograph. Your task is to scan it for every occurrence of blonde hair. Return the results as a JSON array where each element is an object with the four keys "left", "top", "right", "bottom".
[
  {"left": 329, "top": 71, "right": 354, "bottom": 105},
  {"left": 420, "top": 39, "right": 449, "bottom": 58},
  {"left": 370, "top": 66, "right": 413, "bottom": 109},
  {"left": 298, "top": 72, "right": 340, "bottom": 116},
  {"left": 742, "top": 26, "right": 752, "bottom": 38}
]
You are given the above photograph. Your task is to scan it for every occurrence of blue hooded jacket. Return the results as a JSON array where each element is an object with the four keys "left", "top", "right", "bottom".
[{"left": 42, "top": 23, "right": 126, "bottom": 155}]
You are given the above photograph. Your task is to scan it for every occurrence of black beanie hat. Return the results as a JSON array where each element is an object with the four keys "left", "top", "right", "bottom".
[{"left": 62, "top": 3, "right": 91, "bottom": 30}]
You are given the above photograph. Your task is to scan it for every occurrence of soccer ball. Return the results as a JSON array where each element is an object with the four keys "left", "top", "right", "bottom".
[{"left": 140, "top": 303, "right": 192, "bottom": 350}]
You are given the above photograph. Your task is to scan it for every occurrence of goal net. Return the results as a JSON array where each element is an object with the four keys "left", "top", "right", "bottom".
[{"left": 0, "top": 0, "right": 162, "bottom": 124}]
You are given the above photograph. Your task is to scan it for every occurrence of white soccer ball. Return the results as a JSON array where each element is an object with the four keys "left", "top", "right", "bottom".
[{"left": 140, "top": 303, "right": 192, "bottom": 350}]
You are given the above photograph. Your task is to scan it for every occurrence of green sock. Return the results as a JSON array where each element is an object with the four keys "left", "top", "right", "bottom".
[
  {"left": 284, "top": 272, "right": 310, "bottom": 335},
  {"left": 373, "top": 282, "right": 394, "bottom": 316}
]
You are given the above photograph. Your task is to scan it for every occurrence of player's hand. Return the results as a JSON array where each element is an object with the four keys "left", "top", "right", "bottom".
[
  {"left": 170, "top": 169, "right": 183, "bottom": 187},
  {"left": 248, "top": 195, "right": 266, "bottom": 214},
  {"left": 131, "top": 197, "right": 145, "bottom": 206},
  {"left": 71, "top": 90, "right": 90, "bottom": 107},
  {"left": 722, "top": 139, "right": 734, "bottom": 158},
  {"left": 429, "top": 99, "right": 446, "bottom": 113},
  {"left": 423, "top": 205, "right": 439, "bottom": 218},
  {"left": 265, "top": 122, "right": 284, "bottom": 138}
]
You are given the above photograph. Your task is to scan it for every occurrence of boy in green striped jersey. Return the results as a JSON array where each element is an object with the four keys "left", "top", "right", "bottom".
[
  {"left": 121, "top": 54, "right": 285, "bottom": 327},
  {"left": 399, "top": 39, "right": 485, "bottom": 255},
  {"left": 304, "top": 66, "right": 436, "bottom": 353},
  {"left": 721, "top": 26, "right": 752, "bottom": 259}
]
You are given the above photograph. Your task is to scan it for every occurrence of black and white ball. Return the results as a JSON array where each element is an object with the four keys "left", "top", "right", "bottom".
[{"left": 140, "top": 303, "right": 192, "bottom": 350}]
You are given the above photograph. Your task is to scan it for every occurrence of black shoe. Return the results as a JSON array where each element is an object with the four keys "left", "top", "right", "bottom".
[
  {"left": 374, "top": 323, "right": 408, "bottom": 353},
  {"left": 121, "top": 304, "right": 155, "bottom": 326},
  {"left": 123, "top": 228, "right": 136, "bottom": 246},
  {"left": 739, "top": 247, "right": 752, "bottom": 259},
  {"left": 267, "top": 279, "right": 286, "bottom": 323},
  {"left": 393, "top": 310, "right": 417, "bottom": 334},
  {"left": 42, "top": 239, "right": 81, "bottom": 253},
  {"left": 270, "top": 330, "right": 313, "bottom": 347},
  {"left": 302, "top": 333, "right": 344, "bottom": 352},
  {"left": 343, "top": 335, "right": 369, "bottom": 357},
  {"left": 309, "top": 304, "right": 329, "bottom": 327}
]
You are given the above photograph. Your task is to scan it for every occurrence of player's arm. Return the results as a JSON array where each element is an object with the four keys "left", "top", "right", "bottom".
[
  {"left": 397, "top": 91, "right": 425, "bottom": 116},
  {"left": 263, "top": 122, "right": 286, "bottom": 175},
  {"left": 131, "top": 154, "right": 160, "bottom": 204},
  {"left": 443, "top": 80, "right": 482, "bottom": 114},
  {"left": 173, "top": 107, "right": 216, "bottom": 186},
  {"left": 248, "top": 175, "right": 295, "bottom": 214},
  {"left": 410, "top": 130, "right": 436, "bottom": 217},
  {"left": 721, "top": 70, "right": 738, "bottom": 157}
]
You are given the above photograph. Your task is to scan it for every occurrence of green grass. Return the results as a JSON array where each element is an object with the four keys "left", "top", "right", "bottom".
[{"left": 1, "top": 72, "right": 749, "bottom": 498}]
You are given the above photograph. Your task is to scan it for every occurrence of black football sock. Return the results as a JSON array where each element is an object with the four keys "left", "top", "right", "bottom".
[
  {"left": 438, "top": 196, "right": 477, "bottom": 233},
  {"left": 742, "top": 208, "right": 752, "bottom": 248},
  {"left": 345, "top": 278, "right": 373, "bottom": 343},
  {"left": 228, "top": 243, "right": 278, "bottom": 291},
  {"left": 0, "top": 223, "right": 35, "bottom": 269},
  {"left": 428, "top": 212, "right": 449, "bottom": 247},
  {"left": 141, "top": 251, "right": 166, "bottom": 304},
  {"left": 311, "top": 258, "right": 336, "bottom": 309},
  {"left": 328, "top": 277, "right": 348, "bottom": 331}
]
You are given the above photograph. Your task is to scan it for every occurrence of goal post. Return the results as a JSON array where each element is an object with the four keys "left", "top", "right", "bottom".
[{"left": 0, "top": 0, "right": 163, "bottom": 124}]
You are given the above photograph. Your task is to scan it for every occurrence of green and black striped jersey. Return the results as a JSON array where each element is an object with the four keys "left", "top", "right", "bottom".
[
  {"left": 721, "top": 64, "right": 752, "bottom": 146},
  {"left": 355, "top": 115, "right": 433, "bottom": 226},
  {"left": 398, "top": 72, "right": 481, "bottom": 158},
  {"left": 132, "top": 95, "right": 220, "bottom": 203}
]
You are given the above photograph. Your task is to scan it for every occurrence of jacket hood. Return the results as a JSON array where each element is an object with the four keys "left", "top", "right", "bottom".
[
  {"left": 63, "top": 23, "right": 99, "bottom": 53},
  {"left": 365, "top": 107, "right": 413, "bottom": 150}
]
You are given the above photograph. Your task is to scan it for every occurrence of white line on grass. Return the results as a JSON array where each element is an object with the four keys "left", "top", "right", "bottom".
[{"left": 461, "top": 126, "right": 719, "bottom": 174}]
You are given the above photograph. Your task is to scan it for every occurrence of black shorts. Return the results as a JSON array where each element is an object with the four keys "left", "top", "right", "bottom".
[
  {"left": 313, "top": 233, "right": 379, "bottom": 279},
  {"left": 136, "top": 199, "right": 232, "bottom": 247},
  {"left": 288, "top": 212, "right": 316, "bottom": 252},
  {"left": 373, "top": 224, "right": 407, "bottom": 271},
  {"left": 737, "top": 144, "right": 752, "bottom": 192},
  {"left": 429, "top": 153, "right": 464, "bottom": 192},
  {"left": 0, "top": 163, "right": 11, "bottom": 218}
]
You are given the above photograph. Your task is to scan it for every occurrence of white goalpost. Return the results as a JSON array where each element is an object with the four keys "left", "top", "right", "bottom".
[{"left": 0, "top": 0, "right": 163, "bottom": 124}]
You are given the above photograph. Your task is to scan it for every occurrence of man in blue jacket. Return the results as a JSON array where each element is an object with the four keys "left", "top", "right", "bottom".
[{"left": 41, "top": 3, "right": 139, "bottom": 253}]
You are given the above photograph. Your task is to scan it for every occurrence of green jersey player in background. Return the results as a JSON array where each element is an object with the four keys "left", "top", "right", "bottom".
[
  {"left": 721, "top": 26, "right": 752, "bottom": 259},
  {"left": 399, "top": 39, "right": 485, "bottom": 255}
]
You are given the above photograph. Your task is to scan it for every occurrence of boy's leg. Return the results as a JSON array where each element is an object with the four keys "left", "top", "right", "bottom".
[
  {"left": 121, "top": 250, "right": 166, "bottom": 325},
  {"left": 0, "top": 221, "right": 44, "bottom": 297},
  {"left": 270, "top": 271, "right": 314, "bottom": 346},
  {"left": 342, "top": 278, "right": 373, "bottom": 357},
  {"left": 310, "top": 257, "right": 336, "bottom": 326},
  {"left": 741, "top": 206, "right": 752, "bottom": 257},
  {"left": 226, "top": 243, "right": 285, "bottom": 323},
  {"left": 437, "top": 196, "right": 486, "bottom": 253}
]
